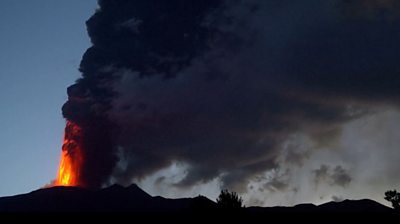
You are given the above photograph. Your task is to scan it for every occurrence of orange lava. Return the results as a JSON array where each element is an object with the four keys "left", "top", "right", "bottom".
[{"left": 55, "top": 121, "right": 84, "bottom": 186}]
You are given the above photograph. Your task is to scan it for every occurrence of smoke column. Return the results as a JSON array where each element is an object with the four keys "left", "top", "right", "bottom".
[
  {"left": 58, "top": 0, "right": 222, "bottom": 188},
  {"left": 56, "top": 0, "right": 400, "bottom": 198}
]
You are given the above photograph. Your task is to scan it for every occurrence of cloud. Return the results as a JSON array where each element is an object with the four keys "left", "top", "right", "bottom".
[
  {"left": 313, "top": 165, "right": 352, "bottom": 187},
  {"left": 313, "top": 165, "right": 330, "bottom": 184},
  {"left": 331, "top": 195, "right": 344, "bottom": 202},
  {"left": 63, "top": 0, "right": 400, "bottom": 194},
  {"left": 338, "top": 0, "right": 400, "bottom": 20},
  {"left": 331, "top": 166, "right": 352, "bottom": 187},
  {"left": 263, "top": 172, "right": 290, "bottom": 193},
  {"left": 117, "top": 17, "right": 142, "bottom": 34}
]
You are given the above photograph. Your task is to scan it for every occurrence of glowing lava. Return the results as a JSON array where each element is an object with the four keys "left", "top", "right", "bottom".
[{"left": 55, "top": 121, "right": 84, "bottom": 186}]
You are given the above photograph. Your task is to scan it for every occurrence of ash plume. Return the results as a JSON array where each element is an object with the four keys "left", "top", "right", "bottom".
[{"left": 63, "top": 0, "right": 400, "bottom": 192}]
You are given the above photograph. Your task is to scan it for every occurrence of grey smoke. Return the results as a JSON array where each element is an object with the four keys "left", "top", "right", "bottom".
[
  {"left": 69, "top": 0, "right": 400, "bottom": 199},
  {"left": 313, "top": 165, "right": 352, "bottom": 187}
]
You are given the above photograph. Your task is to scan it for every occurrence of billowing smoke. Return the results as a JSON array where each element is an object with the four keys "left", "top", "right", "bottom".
[
  {"left": 313, "top": 165, "right": 352, "bottom": 187},
  {"left": 63, "top": 0, "right": 400, "bottom": 195},
  {"left": 62, "top": 0, "right": 223, "bottom": 188}
]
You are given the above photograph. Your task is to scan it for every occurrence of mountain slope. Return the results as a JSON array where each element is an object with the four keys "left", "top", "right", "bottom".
[{"left": 0, "top": 184, "right": 393, "bottom": 213}]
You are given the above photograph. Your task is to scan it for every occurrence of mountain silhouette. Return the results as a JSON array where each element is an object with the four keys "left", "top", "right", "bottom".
[
  {"left": 0, "top": 185, "right": 396, "bottom": 223},
  {"left": 0, "top": 184, "right": 393, "bottom": 212},
  {"left": 246, "top": 199, "right": 391, "bottom": 213},
  {"left": 0, "top": 184, "right": 218, "bottom": 213}
]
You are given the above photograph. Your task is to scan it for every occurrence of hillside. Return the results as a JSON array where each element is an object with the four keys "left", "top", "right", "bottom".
[{"left": 0, "top": 185, "right": 396, "bottom": 223}]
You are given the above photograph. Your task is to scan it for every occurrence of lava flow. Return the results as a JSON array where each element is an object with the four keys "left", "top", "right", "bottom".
[{"left": 55, "top": 120, "right": 84, "bottom": 186}]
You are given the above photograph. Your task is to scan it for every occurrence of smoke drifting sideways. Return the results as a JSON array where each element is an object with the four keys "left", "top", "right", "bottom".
[{"left": 62, "top": 0, "right": 400, "bottom": 193}]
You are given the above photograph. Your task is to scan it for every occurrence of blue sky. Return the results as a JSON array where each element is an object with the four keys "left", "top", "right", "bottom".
[{"left": 0, "top": 0, "right": 97, "bottom": 196}]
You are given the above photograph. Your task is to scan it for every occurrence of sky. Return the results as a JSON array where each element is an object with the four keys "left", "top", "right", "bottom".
[
  {"left": 1, "top": 0, "right": 400, "bottom": 208},
  {"left": 0, "top": 0, "right": 97, "bottom": 196}
]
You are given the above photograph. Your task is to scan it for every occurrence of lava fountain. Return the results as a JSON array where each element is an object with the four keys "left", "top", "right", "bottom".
[{"left": 55, "top": 120, "right": 84, "bottom": 186}]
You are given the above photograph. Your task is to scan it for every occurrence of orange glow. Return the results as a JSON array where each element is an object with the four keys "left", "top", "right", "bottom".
[{"left": 55, "top": 121, "right": 84, "bottom": 186}]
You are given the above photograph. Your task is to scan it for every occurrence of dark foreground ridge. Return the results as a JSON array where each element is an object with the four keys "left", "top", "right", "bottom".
[{"left": 0, "top": 185, "right": 397, "bottom": 223}]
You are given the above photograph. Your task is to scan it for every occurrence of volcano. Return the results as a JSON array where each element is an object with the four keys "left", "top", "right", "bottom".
[
  {"left": 0, "top": 184, "right": 394, "bottom": 217},
  {"left": 0, "top": 184, "right": 216, "bottom": 213},
  {"left": 0, "top": 185, "right": 396, "bottom": 223}
]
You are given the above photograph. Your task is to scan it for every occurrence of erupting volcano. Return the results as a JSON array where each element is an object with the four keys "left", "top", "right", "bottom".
[{"left": 55, "top": 121, "right": 84, "bottom": 186}]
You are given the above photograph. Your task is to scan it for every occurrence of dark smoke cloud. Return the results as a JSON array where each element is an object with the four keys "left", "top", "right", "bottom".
[
  {"left": 263, "top": 172, "right": 290, "bottom": 193},
  {"left": 331, "top": 166, "right": 352, "bottom": 187},
  {"left": 339, "top": 0, "right": 400, "bottom": 20},
  {"left": 313, "top": 165, "right": 330, "bottom": 185},
  {"left": 62, "top": 0, "right": 223, "bottom": 188},
  {"left": 313, "top": 165, "right": 352, "bottom": 187},
  {"left": 65, "top": 0, "right": 400, "bottom": 190}
]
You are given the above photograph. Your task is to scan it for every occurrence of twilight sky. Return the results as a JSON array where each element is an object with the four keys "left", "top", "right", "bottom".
[
  {"left": 0, "top": 0, "right": 96, "bottom": 196},
  {"left": 1, "top": 0, "right": 400, "bottom": 207}
]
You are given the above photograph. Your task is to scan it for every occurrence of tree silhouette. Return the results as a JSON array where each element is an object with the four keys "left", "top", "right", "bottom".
[
  {"left": 216, "top": 189, "right": 243, "bottom": 210},
  {"left": 384, "top": 190, "right": 400, "bottom": 210}
]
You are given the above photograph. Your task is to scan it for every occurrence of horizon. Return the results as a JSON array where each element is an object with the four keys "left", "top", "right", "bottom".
[{"left": 1, "top": 183, "right": 394, "bottom": 209}]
